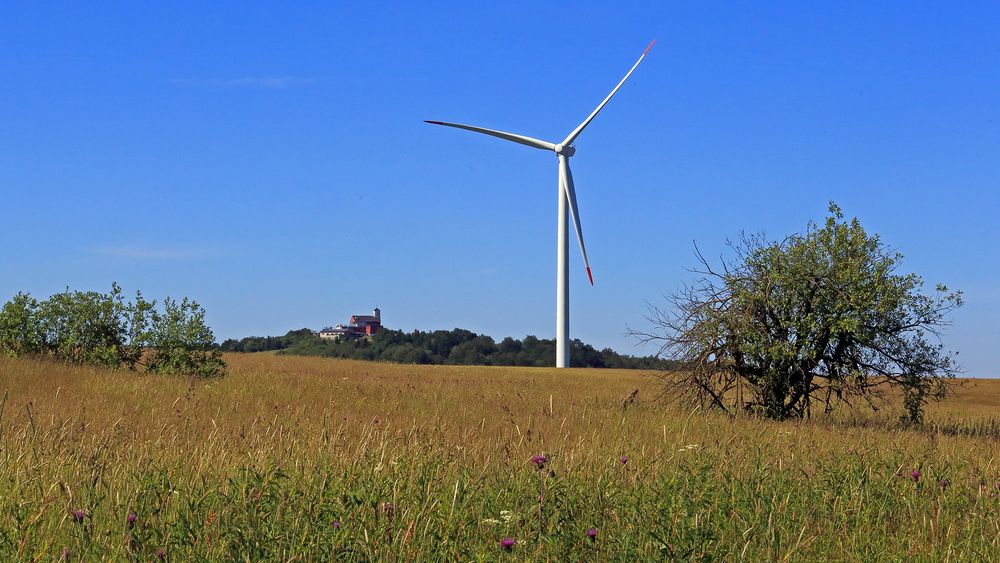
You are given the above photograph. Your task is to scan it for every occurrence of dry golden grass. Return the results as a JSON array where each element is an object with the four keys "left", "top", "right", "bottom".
[{"left": 1, "top": 353, "right": 998, "bottom": 560}]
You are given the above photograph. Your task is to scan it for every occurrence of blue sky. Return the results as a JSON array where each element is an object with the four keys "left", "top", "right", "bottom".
[{"left": 1, "top": 2, "right": 997, "bottom": 374}]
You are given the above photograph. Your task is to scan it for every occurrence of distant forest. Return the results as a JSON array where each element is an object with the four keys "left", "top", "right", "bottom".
[{"left": 220, "top": 328, "right": 677, "bottom": 370}]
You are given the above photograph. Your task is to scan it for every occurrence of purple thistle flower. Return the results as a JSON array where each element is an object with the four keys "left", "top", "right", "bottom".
[
  {"left": 127, "top": 512, "right": 137, "bottom": 528},
  {"left": 530, "top": 454, "right": 548, "bottom": 469},
  {"left": 333, "top": 521, "right": 341, "bottom": 529},
  {"left": 939, "top": 479, "right": 950, "bottom": 489},
  {"left": 156, "top": 548, "right": 166, "bottom": 560},
  {"left": 500, "top": 537, "right": 516, "bottom": 551},
  {"left": 70, "top": 509, "right": 85, "bottom": 523},
  {"left": 911, "top": 469, "right": 921, "bottom": 482},
  {"left": 620, "top": 455, "right": 629, "bottom": 466},
  {"left": 587, "top": 527, "right": 598, "bottom": 540}
]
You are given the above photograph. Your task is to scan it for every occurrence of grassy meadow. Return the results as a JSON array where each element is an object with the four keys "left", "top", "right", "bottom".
[{"left": 1, "top": 353, "right": 999, "bottom": 560}]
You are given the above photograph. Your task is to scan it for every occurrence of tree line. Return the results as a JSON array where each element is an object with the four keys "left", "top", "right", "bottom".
[
  {"left": 221, "top": 328, "right": 677, "bottom": 369},
  {"left": 0, "top": 283, "right": 225, "bottom": 378}
]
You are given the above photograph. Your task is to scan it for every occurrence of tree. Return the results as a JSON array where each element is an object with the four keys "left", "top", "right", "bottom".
[
  {"left": 448, "top": 336, "right": 498, "bottom": 365},
  {"left": 36, "top": 284, "right": 131, "bottom": 368},
  {"left": 633, "top": 204, "right": 962, "bottom": 422},
  {"left": 385, "top": 343, "right": 429, "bottom": 364},
  {"left": 145, "top": 297, "right": 226, "bottom": 378},
  {"left": 122, "top": 290, "right": 156, "bottom": 368},
  {"left": 498, "top": 337, "right": 522, "bottom": 354},
  {"left": 0, "top": 293, "right": 44, "bottom": 357},
  {"left": 569, "top": 339, "right": 606, "bottom": 368}
]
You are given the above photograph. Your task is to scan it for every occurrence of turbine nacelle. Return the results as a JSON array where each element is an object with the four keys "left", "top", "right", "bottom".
[{"left": 554, "top": 144, "right": 576, "bottom": 157}]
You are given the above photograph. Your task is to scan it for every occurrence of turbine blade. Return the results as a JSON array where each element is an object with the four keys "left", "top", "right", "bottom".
[
  {"left": 559, "top": 156, "right": 593, "bottom": 285},
  {"left": 561, "top": 39, "right": 655, "bottom": 147},
  {"left": 424, "top": 120, "right": 556, "bottom": 151}
]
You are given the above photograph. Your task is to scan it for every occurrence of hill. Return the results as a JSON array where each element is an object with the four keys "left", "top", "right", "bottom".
[{"left": 220, "top": 327, "right": 678, "bottom": 369}]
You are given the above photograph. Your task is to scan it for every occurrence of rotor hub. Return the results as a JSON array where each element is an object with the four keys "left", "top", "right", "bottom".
[{"left": 554, "top": 144, "right": 575, "bottom": 157}]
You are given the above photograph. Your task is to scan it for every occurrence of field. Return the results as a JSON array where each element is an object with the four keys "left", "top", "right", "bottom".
[{"left": 1, "top": 354, "right": 999, "bottom": 560}]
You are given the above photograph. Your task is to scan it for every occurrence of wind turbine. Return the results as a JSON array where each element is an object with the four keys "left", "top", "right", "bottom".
[{"left": 426, "top": 40, "right": 654, "bottom": 368}]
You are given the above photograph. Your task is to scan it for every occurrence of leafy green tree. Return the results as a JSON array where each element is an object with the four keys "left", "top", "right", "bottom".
[
  {"left": 385, "top": 343, "right": 429, "bottom": 364},
  {"left": 498, "top": 336, "right": 522, "bottom": 354},
  {"left": 634, "top": 204, "right": 962, "bottom": 422},
  {"left": 145, "top": 297, "right": 226, "bottom": 378},
  {"left": 570, "top": 339, "right": 606, "bottom": 368},
  {"left": 448, "top": 336, "right": 498, "bottom": 365},
  {"left": 122, "top": 290, "right": 156, "bottom": 368},
  {"left": 0, "top": 292, "right": 44, "bottom": 357},
  {"left": 36, "top": 284, "right": 131, "bottom": 368},
  {"left": 283, "top": 328, "right": 317, "bottom": 342}
]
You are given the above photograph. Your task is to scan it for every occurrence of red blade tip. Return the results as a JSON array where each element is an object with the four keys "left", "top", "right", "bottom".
[
  {"left": 643, "top": 39, "right": 656, "bottom": 56},
  {"left": 586, "top": 267, "right": 594, "bottom": 285}
]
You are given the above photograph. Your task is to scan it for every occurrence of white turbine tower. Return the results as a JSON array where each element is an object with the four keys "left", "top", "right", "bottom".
[{"left": 426, "top": 40, "right": 654, "bottom": 368}]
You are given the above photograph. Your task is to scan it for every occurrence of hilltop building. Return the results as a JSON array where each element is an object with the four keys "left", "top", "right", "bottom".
[{"left": 319, "top": 308, "right": 381, "bottom": 341}]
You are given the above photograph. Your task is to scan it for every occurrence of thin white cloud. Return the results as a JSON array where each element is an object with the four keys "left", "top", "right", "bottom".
[
  {"left": 91, "top": 245, "right": 227, "bottom": 261},
  {"left": 170, "top": 76, "right": 315, "bottom": 89}
]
